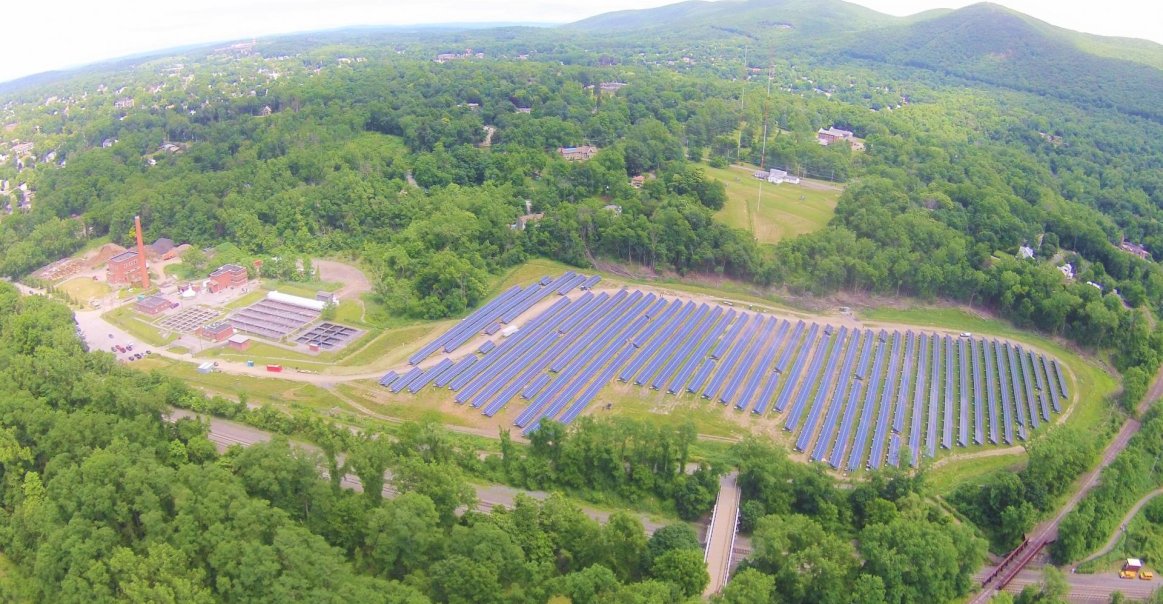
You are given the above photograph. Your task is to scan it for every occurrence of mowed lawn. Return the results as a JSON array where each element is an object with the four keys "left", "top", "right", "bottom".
[
  {"left": 703, "top": 164, "right": 841, "bottom": 245},
  {"left": 57, "top": 277, "right": 112, "bottom": 308}
]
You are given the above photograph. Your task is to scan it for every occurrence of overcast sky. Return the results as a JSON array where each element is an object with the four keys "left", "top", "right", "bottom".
[{"left": 1, "top": 0, "right": 1160, "bottom": 84}]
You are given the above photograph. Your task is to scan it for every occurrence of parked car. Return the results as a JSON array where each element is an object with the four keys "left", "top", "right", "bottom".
[
  {"left": 115, "top": 345, "right": 125, "bottom": 353},
  {"left": 126, "top": 344, "right": 134, "bottom": 351}
]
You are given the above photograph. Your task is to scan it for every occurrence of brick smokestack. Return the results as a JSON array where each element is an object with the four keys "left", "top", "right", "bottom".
[{"left": 134, "top": 215, "right": 149, "bottom": 289}]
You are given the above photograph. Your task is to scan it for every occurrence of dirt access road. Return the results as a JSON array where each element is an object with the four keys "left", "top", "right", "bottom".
[
  {"left": 970, "top": 364, "right": 1163, "bottom": 604},
  {"left": 1077, "top": 487, "right": 1163, "bottom": 566}
]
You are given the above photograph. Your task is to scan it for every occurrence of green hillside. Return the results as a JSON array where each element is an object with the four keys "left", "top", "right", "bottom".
[{"left": 841, "top": 3, "right": 1163, "bottom": 121}]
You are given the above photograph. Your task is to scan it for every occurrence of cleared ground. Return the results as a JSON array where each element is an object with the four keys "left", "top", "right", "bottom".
[
  {"left": 704, "top": 163, "right": 841, "bottom": 245},
  {"left": 57, "top": 277, "right": 112, "bottom": 308}
]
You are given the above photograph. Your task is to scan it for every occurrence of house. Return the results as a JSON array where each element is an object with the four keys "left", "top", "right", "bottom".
[
  {"left": 558, "top": 145, "right": 599, "bottom": 161},
  {"left": 1058, "top": 263, "right": 1074, "bottom": 281},
  {"left": 598, "top": 82, "right": 627, "bottom": 93},
  {"left": 753, "top": 170, "right": 769, "bottom": 180},
  {"left": 1120, "top": 240, "right": 1151, "bottom": 260},
  {"left": 10, "top": 141, "right": 33, "bottom": 155},
  {"left": 630, "top": 175, "right": 645, "bottom": 188},
  {"left": 208, "top": 263, "right": 248, "bottom": 293},
  {"left": 1087, "top": 281, "right": 1103, "bottom": 291},
  {"left": 114, "top": 97, "right": 135, "bottom": 109},
  {"left": 767, "top": 169, "right": 800, "bottom": 185},
  {"left": 315, "top": 291, "right": 339, "bottom": 306},
  {"left": 1018, "top": 245, "right": 1035, "bottom": 260},
  {"left": 515, "top": 107, "right": 532, "bottom": 114},
  {"left": 101, "top": 138, "right": 117, "bottom": 148},
  {"left": 259, "top": 105, "right": 272, "bottom": 116},
  {"left": 513, "top": 213, "right": 544, "bottom": 230},
  {"left": 603, "top": 204, "right": 623, "bottom": 216},
  {"left": 817, "top": 127, "right": 854, "bottom": 146},
  {"left": 135, "top": 295, "right": 175, "bottom": 316},
  {"left": 198, "top": 321, "right": 235, "bottom": 342},
  {"left": 106, "top": 250, "right": 147, "bottom": 287},
  {"left": 146, "top": 238, "right": 176, "bottom": 260}
]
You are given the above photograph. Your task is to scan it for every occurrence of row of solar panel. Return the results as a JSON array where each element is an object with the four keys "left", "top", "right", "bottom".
[
  {"left": 405, "top": 272, "right": 601, "bottom": 366},
  {"left": 380, "top": 283, "right": 1070, "bottom": 469}
]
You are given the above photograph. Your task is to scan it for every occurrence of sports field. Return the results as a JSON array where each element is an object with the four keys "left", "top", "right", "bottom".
[{"left": 704, "top": 164, "right": 841, "bottom": 244}]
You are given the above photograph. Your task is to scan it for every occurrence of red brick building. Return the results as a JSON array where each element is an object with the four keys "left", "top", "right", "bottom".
[
  {"left": 198, "top": 321, "right": 235, "bottom": 342},
  {"left": 106, "top": 251, "right": 147, "bottom": 287},
  {"left": 208, "top": 264, "right": 248, "bottom": 293},
  {"left": 135, "top": 295, "right": 174, "bottom": 316},
  {"left": 227, "top": 334, "right": 252, "bottom": 350}
]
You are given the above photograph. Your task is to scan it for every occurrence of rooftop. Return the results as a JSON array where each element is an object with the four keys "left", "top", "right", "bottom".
[
  {"left": 109, "top": 250, "right": 139, "bottom": 263},
  {"left": 136, "top": 295, "right": 172, "bottom": 312},
  {"left": 202, "top": 321, "right": 233, "bottom": 335}
]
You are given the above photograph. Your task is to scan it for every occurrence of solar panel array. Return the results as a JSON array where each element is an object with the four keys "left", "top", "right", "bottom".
[{"left": 379, "top": 276, "right": 1069, "bottom": 469}]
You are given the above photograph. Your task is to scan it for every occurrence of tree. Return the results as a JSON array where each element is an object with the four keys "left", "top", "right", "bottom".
[
  {"left": 650, "top": 548, "right": 708, "bottom": 598},
  {"left": 713, "top": 568, "right": 774, "bottom": 604},
  {"left": 603, "top": 512, "right": 649, "bottom": 582},
  {"left": 646, "top": 523, "right": 700, "bottom": 561},
  {"left": 392, "top": 459, "right": 476, "bottom": 526}
]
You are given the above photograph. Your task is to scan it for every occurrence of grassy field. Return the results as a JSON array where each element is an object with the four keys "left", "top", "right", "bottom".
[
  {"left": 104, "top": 306, "right": 180, "bottom": 346},
  {"left": 703, "top": 163, "right": 841, "bottom": 245},
  {"left": 140, "top": 356, "right": 352, "bottom": 413},
  {"left": 57, "top": 277, "right": 111, "bottom": 308}
]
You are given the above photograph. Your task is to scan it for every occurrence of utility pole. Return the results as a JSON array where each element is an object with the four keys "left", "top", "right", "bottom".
[{"left": 756, "top": 67, "right": 773, "bottom": 219}]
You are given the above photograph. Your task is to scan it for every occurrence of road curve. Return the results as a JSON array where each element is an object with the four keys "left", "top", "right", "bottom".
[{"left": 1077, "top": 487, "right": 1163, "bottom": 567}]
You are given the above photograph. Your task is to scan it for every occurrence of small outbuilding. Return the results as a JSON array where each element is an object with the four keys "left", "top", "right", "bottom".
[{"left": 227, "top": 334, "right": 252, "bottom": 351}]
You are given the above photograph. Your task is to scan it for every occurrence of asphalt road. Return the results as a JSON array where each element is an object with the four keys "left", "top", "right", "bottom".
[
  {"left": 702, "top": 471, "right": 741, "bottom": 596},
  {"left": 1000, "top": 567, "right": 1158, "bottom": 602}
]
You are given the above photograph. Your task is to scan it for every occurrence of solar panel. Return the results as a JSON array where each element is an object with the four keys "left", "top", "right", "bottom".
[
  {"left": 868, "top": 331, "right": 902, "bottom": 469},
  {"left": 668, "top": 308, "right": 728, "bottom": 394},
  {"left": 656, "top": 306, "right": 724, "bottom": 392},
  {"left": 1006, "top": 343, "right": 1035, "bottom": 430},
  {"left": 893, "top": 331, "right": 915, "bottom": 434},
  {"left": 806, "top": 330, "right": 859, "bottom": 458},
  {"left": 848, "top": 336, "right": 890, "bottom": 471},
  {"left": 908, "top": 334, "right": 929, "bottom": 468},
  {"left": 993, "top": 341, "right": 1015, "bottom": 444},
  {"left": 971, "top": 338, "right": 984, "bottom": 445},
  {"left": 796, "top": 330, "right": 853, "bottom": 452},
  {"left": 957, "top": 338, "right": 969, "bottom": 447},
  {"left": 1051, "top": 359, "right": 1068, "bottom": 400},
  {"left": 925, "top": 334, "right": 941, "bottom": 458},
  {"left": 942, "top": 336, "right": 954, "bottom": 450},
  {"left": 983, "top": 339, "right": 1000, "bottom": 445},
  {"left": 738, "top": 319, "right": 787, "bottom": 411},
  {"left": 1029, "top": 350, "right": 1051, "bottom": 420},
  {"left": 782, "top": 326, "right": 831, "bottom": 430}
]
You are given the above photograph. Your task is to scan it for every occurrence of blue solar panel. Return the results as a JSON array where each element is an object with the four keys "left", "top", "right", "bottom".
[
  {"left": 522, "top": 374, "right": 551, "bottom": 399},
  {"left": 971, "top": 338, "right": 984, "bottom": 445},
  {"left": 818, "top": 331, "right": 864, "bottom": 463},
  {"left": 958, "top": 338, "right": 969, "bottom": 447},
  {"left": 797, "top": 330, "right": 854, "bottom": 452},
  {"left": 868, "top": 332, "right": 902, "bottom": 469},
  {"left": 410, "top": 358, "right": 455, "bottom": 393},
  {"left": 390, "top": 367, "right": 424, "bottom": 394},
  {"left": 436, "top": 356, "right": 478, "bottom": 388},
  {"left": 652, "top": 305, "right": 719, "bottom": 391},
  {"left": 711, "top": 312, "right": 753, "bottom": 360},
  {"left": 847, "top": 336, "right": 889, "bottom": 471},
  {"left": 893, "top": 331, "right": 915, "bottom": 434},
  {"left": 993, "top": 341, "right": 1015, "bottom": 444},
  {"left": 827, "top": 383, "right": 864, "bottom": 468},
  {"left": 983, "top": 339, "right": 1000, "bottom": 445},
  {"left": 667, "top": 307, "right": 728, "bottom": 394},
  {"left": 708, "top": 314, "right": 771, "bottom": 404},
  {"left": 718, "top": 316, "right": 776, "bottom": 405},
  {"left": 854, "top": 330, "right": 874, "bottom": 379},
  {"left": 579, "top": 275, "right": 602, "bottom": 290},
  {"left": 478, "top": 340, "right": 496, "bottom": 354},
  {"left": 1029, "top": 350, "right": 1051, "bottom": 420},
  {"left": 1017, "top": 345, "right": 1041, "bottom": 427},
  {"left": 1051, "top": 358, "right": 1068, "bottom": 400},
  {"left": 887, "top": 433, "right": 902, "bottom": 467},
  {"left": 908, "top": 334, "right": 929, "bottom": 467},
  {"left": 638, "top": 303, "right": 706, "bottom": 387},
  {"left": 622, "top": 301, "right": 693, "bottom": 384},
  {"left": 806, "top": 330, "right": 859, "bottom": 458},
  {"left": 942, "top": 336, "right": 954, "bottom": 450},
  {"left": 776, "top": 321, "right": 807, "bottom": 374},
  {"left": 1042, "top": 355, "right": 1061, "bottom": 412},
  {"left": 925, "top": 334, "right": 941, "bottom": 458},
  {"left": 782, "top": 325, "right": 829, "bottom": 428},
  {"left": 738, "top": 319, "right": 787, "bottom": 411},
  {"left": 379, "top": 370, "right": 398, "bottom": 387},
  {"left": 1006, "top": 343, "right": 1034, "bottom": 430}
]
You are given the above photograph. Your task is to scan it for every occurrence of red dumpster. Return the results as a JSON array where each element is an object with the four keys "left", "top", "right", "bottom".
[{"left": 265, "top": 364, "right": 283, "bottom": 373}]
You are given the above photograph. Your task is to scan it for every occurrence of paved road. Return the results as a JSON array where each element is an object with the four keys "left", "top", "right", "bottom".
[
  {"left": 166, "top": 408, "right": 671, "bottom": 534},
  {"left": 703, "top": 471, "right": 741, "bottom": 597},
  {"left": 999, "top": 567, "right": 1158, "bottom": 602},
  {"left": 970, "top": 363, "right": 1163, "bottom": 604},
  {"left": 1078, "top": 487, "right": 1163, "bottom": 566}
]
